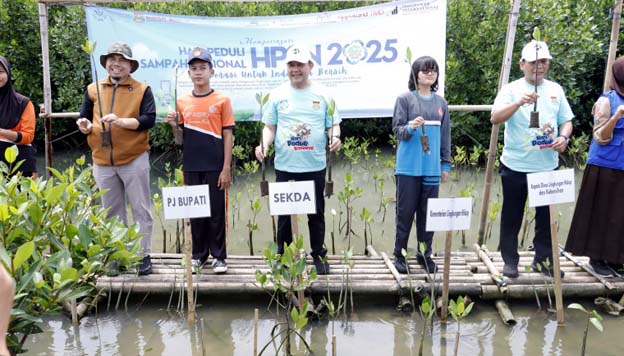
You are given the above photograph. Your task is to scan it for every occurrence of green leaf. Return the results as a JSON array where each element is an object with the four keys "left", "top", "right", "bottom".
[
  {"left": 567, "top": 303, "right": 586, "bottom": 312},
  {"left": 4, "top": 145, "right": 18, "bottom": 164},
  {"left": 532, "top": 27, "right": 541, "bottom": 41},
  {"left": 589, "top": 317, "right": 603, "bottom": 332},
  {"left": 33, "top": 272, "right": 45, "bottom": 289},
  {"left": 45, "top": 183, "right": 68, "bottom": 205},
  {"left": 12, "top": 241, "right": 34, "bottom": 271},
  {"left": 0, "top": 203, "right": 10, "bottom": 222}
]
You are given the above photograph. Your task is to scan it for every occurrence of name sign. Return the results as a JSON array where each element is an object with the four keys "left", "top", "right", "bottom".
[
  {"left": 162, "top": 185, "right": 211, "bottom": 219},
  {"left": 426, "top": 197, "right": 473, "bottom": 232},
  {"left": 269, "top": 181, "right": 316, "bottom": 216},
  {"left": 527, "top": 169, "right": 575, "bottom": 207}
]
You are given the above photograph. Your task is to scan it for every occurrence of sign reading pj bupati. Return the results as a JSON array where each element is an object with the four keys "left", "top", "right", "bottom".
[{"left": 85, "top": 0, "right": 447, "bottom": 120}]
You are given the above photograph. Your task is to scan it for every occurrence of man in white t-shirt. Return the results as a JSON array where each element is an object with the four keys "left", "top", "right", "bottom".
[
  {"left": 490, "top": 40, "right": 574, "bottom": 279},
  {"left": 255, "top": 45, "right": 342, "bottom": 274}
]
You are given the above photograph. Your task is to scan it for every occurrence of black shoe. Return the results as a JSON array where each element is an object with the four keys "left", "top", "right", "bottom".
[
  {"left": 590, "top": 259, "right": 615, "bottom": 277},
  {"left": 394, "top": 257, "right": 409, "bottom": 274},
  {"left": 502, "top": 264, "right": 519, "bottom": 278},
  {"left": 531, "top": 261, "right": 564, "bottom": 279},
  {"left": 314, "top": 259, "right": 330, "bottom": 275},
  {"left": 138, "top": 255, "right": 152, "bottom": 276},
  {"left": 417, "top": 255, "right": 438, "bottom": 273},
  {"left": 607, "top": 262, "right": 624, "bottom": 277}
]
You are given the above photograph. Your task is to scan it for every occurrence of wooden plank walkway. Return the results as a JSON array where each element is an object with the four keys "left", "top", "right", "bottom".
[{"left": 96, "top": 251, "right": 624, "bottom": 300}]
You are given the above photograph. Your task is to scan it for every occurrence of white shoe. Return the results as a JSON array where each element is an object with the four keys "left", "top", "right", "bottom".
[{"left": 212, "top": 259, "right": 228, "bottom": 274}]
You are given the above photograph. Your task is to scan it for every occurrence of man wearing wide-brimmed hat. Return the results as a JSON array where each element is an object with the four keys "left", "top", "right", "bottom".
[{"left": 77, "top": 42, "right": 156, "bottom": 275}]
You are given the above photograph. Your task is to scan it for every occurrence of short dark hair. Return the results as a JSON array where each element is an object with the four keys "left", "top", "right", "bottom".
[{"left": 408, "top": 56, "right": 439, "bottom": 92}]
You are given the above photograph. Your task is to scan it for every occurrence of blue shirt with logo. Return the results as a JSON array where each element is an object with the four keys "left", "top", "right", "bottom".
[
  {"left": 493, "top": 78, "right": 574, "bottom": 172},
  {"left": 262, "top": 82, "right": 341, "bottom": 173}
]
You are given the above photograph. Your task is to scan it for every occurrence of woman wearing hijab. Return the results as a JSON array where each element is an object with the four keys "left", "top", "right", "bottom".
[
  {"left": 0, "top": 56, "right": 36, "bottom": 177},
  {"left": 565, "top": 56, "right": 624, "bottom": 277}
]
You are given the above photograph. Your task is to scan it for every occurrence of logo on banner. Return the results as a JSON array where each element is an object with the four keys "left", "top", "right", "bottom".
[{"left": 343, "top": 41, "right": 367, "bottom": 65}]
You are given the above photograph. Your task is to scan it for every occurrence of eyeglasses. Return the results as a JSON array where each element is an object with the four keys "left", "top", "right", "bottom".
[{"left": 420, "top": 69, "right": 438, "bottom": 75}]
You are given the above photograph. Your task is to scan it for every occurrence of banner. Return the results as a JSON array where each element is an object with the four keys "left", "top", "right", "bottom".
[{"left": 85, "top": 0, "right": 446, "bottom": 120}]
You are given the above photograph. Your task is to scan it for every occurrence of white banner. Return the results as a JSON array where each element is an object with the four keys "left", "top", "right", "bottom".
[
  {"left": 269, "top": 181, "right": 316, "bottom": 216},
  {"left": 426, "top": 197, "right": 473, "bottom": 232},
  {"left": 162, "top": 185, "right": 211, "bottom": 219},
  {"left": 84, "top": 0, "right": 447, "bottom": 120},
  {"left": 527, "top": 169, "right": 575, "bottom": 207}
]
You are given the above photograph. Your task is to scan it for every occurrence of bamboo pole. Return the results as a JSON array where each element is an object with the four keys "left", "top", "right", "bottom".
[
  {"left": 440, "top": 231, "right": 452, "bottom": 322},
  {"left": 253, "top": 308, "right": 259, "bottom": 356},
  {"left": 474, "top": 244, "right": 508, "bottom": 293},
  {"left": 332, "top": 335, "right": 337, "bottom": 356},
  {"left": 37, "top": 2, "right": 53, "bottom": 177},
  {"left": 604, "top": 0, "right": 623, "bottom": 92},
  {"left": 549, "top": 205, "right": 564, "bottom": 324},
  {"left": 184, "top": 219, "right": 195, "bottom": 323},
  {"left": 477, "top": 0, "right": 522, "bottom": 244},
  {"left": 495, "top": 300, "right": 516, "bottom": 325}
]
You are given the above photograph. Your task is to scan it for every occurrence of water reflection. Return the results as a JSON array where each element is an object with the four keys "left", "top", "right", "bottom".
[{"left": 25, "top": 301, "right": 624, "bottom": 356}]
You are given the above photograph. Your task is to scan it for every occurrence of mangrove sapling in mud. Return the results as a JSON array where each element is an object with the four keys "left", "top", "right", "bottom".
[
  {"left": 448, "top": 296, "right": 474, "bottom": 356},
  {"left": 154, "top": 162, "right": 184, "bottom": 252},
  {"left": 418, "top": 242, "right": 438, "bottom": 329},
  {"left": 524, "top": 265, "right": 542, "bottom": 311},
  {"left": 568, "top": 303, "right": 604, "bottom": 356},
  {"left": 1, "top": 155, "right": 142, "bottom": 355},
  {"left": 359, "top": 207, "right": 374, "bottom": 254},
  {"left": 418, "top": 296, "right": 435, "bottom": 356},
  {"left": 483, "top": 197, "right": 502, "bottom": 245},
  {"left": 255, "top": 237, "right": 316, "bottom": 355},
  {"left": 401, "top": 248, "right": 416, "bottom": 312},
  {"left": 536, "top": 260, "right": 554, "bottom": 311},
  {"left": 341, "top": 248, "right": 356, "bottom": 315},
  {"left": 519, "top": 202, "right": 535, "bottom": 248},
  {"left": 337, "top": 172, "right": 362, "bottom": 250},
  {"left": 457, "top": 182, "right": 475, "bottom": 246},
  {"left": 231, "top": 191, "right": 242, "bottom": 230},
  {"left": 330, "top": 208, "right": 337, "bottom": 255},
  {"left": 242, "top": 160, "right": 261, "bottom": 255},
  {"left": 529, "top": 27, "right": 542, "bottom": 129}
]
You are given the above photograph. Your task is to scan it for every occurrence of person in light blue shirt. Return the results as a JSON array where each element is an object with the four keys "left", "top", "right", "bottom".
[
  {"left": 392, "top": 55, "right": 451, "bottom": 274},
  {"left": 255, "top": 45, "right": 341, "bottom": 275},
  {"left": 490, "top": 40, "right": 573, "bottom": 279}
]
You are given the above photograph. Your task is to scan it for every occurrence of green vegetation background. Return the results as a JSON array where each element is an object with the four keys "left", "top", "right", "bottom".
[{"left": 0, "top": 0, "right": 618, "bottom": 159}]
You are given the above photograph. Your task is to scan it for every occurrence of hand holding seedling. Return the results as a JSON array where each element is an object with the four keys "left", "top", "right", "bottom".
[
  {"left": 102, "top": 113, "right": 137, "bottom": 129},
  {"left": 328, "top": 135, "right": 341, "bottom": 152},
  {"left": 410, "top": 116, "right": 425, "bottom": 130},
  {"left": 164, "top": 110, "right": 178, "bottom": 128},
  {"left": 76, "top": 118, "right": 93, "bottom": 134},
  {"left": 517, "top": 91, "right": 538, "bottom": 107},
  {"left": 255, "top": 144, "right": 267, "bottom": 162}
]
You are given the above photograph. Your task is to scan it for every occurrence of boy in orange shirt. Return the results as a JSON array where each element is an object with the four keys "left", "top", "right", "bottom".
[{"left": 166, "top": 48, "right": 234, "bottom": 273}]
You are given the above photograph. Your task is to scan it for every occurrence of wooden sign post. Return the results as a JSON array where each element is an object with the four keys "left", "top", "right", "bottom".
[
  {"left": 527, "top": 169, "right": 576, "bottom": 325},
  {"left": 426, "top": 197, "right": 473, "bottom": 322},
  {"left": 162, "top": 184, "right": 212, "bottom": 323}
]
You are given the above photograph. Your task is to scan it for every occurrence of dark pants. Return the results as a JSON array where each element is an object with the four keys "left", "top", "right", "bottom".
[
  {"left": 275, "top": 169, "right": 327, "bottom": 260},
  {"left": 499, "top": 164, "right": 552, "bottom": 266},
  {"left": 184, "top": 171, "right": 227, "bottom": 262},
  {"left": 394, "top": 175, "right": 439, "bottom": 259}
]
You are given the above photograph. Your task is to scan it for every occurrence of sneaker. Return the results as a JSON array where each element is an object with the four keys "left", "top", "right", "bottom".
[
  {"left": 138, "top": 255, "right": 152, "bottom": 276},
  {"left": 531, "top": 261, "right": 564, "bottom": 279},
  {"left": 590, "top": 259, "right": 615, "bottom": 277},
  {"left": 394, "top": 257, "right": 409, "bottom": 274},
  {"left": 502, "top": 264, "right": 519, "bottom": 278},
  {"left": 212, "top": 259, "right": 228, "bottom": 274},
  {"left": 313, "top": 259, "right": 330, "bottom": 275},
  {"left": 417, "top": 255, "right": 438, "bottom": 273}
]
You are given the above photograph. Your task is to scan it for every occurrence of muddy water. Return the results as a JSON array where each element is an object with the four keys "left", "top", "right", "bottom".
[
  {"left": 28, "top": 149, "right": 621, "bottom": 356},
  {"left": 24, "top": 299, "right": 623, "bottom": 355}
]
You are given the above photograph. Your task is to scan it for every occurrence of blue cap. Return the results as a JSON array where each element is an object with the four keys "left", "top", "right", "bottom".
[{"left": 187, "top": 47, "right": 213, "bottom": 65}]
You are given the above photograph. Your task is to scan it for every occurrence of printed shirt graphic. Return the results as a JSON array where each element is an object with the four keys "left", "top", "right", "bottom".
[
  {"left": 177, "top": 91, "right": 235, "bottom": 172},
  {"left": 263, "top": 82, "right": 341, "bottom": 172},
  {"left": 493, "top": 78, "right": 574, "bottom": 172}
]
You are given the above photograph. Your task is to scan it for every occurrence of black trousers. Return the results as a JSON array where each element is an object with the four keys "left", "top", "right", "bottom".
[
  {"left": 499, "top": 164, "right": 552, "bottom": 266},
  {"left": 393, "top": 175, "right": 439, "bottom": 259},
  {"left": 184, "top": 171, "right": 227, "bottom": 262},
  {"left": 275, "top": 169, "right": 327, "bottom": 260}
]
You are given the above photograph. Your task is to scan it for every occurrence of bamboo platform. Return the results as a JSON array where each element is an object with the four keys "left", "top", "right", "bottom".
[{"left": 95, "top": 251, "right": 624, "bottom": 300}]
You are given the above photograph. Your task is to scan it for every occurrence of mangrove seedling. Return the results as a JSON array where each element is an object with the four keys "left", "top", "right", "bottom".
[
  {"left": 524, "top": 265, "right": 542, "bottom": 311},
  {"left": 406, "top": 47, "right": 430, "bottom": 153},
  {"left": 401, "top": 248, "right": 416, "bottom": 311},
  {"left": 256, "top": 91, "right": 271, "bottom": 196},
  {"left": 529, "top": 27, "right": 542, "bottom": 128},
  {"left": 359, "top": 207, "right": 373, "bottom": 254},
  {"left": 330, "top": 208, "right": 337, "bottom": 255},
  {"left": 242, "top": 160, "right": 261, "bottom": 255},
  {"left": 81, "top": 40, "right": 110, "bottom": 147},
  {"left": 255, "top": 237, "right": 316, "bottom": 355},
  {"left": 231, "top": 191, "right": 242, "bottom": 229},
  {"left": 418, "top": 296, "right": 435, "bottom": 356},
  {"left": 448, "top": 295, "right": 474, "bottom": 356},
  {"left": 419, "top": 241, "right": 438, "bottom": 329},
  {"left": 337, "top": 172, "right": 362, "bottom": 250},
  {"left": 325, "top": 97, "right": 336, "bottom": 197},
  {"left": 458, "top": 182, "right": 475, "bottom": 246},
  {"left": 535, "top": 260, "right": 554, "bottom": 311},
  {"left": 341, "top": 248, "right": 356, "bottom": 315},
  {"left": 568, "top": 303, "right": 603, "bottom": 356}
]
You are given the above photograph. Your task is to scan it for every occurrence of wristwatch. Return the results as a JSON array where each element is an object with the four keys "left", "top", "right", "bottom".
[{"left": 558, "top": 134, "right": 571, "bottom": 144}]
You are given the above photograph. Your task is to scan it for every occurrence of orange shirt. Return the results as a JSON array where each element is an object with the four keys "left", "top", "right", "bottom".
[{"left": 0, "top": 100, "right": 35, "bottom": 144}]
